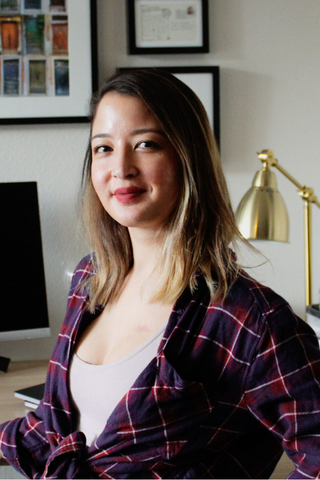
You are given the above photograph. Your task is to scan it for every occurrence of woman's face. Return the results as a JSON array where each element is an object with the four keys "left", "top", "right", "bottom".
[{"left": 91, "top": 92, "right": 181, "bottom": 233}]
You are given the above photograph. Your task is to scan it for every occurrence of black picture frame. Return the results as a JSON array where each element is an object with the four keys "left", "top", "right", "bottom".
[
  {"left": 127, "top": 0, "right": 209, "bottom": 55},
  {"left": 119, "top": 66, "right": 220, "bottom": 148},
  {"left": 0, "top": 0, "right": 98, "bottom": 125}
]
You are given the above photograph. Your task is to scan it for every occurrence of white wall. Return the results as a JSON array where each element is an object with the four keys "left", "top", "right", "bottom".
[{"left": 1, "top": 0, "right": 319, "bottom": 361}]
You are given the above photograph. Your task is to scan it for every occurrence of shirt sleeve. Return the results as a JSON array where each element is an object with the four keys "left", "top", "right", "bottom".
[
  {"left": 244, "top": 304, "right": 320, "bottom": 479},
  {"left": 0, "top": 414, "right": 89, "bottom": 478},
  {"left": 0, "top": 256, "right": 94, "bottom": 478},
  {"left": 0, "top": 401, "right": 51, "bottom": 477}
]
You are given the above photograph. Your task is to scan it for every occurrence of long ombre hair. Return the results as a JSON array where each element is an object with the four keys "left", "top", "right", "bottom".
[{"left": 81, "top": 69, "right": 243, "bottom": 310}]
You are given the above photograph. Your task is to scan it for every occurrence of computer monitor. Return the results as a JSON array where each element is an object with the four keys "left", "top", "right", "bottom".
[{"left": 0, "top": 181, "right": 50, "bottom": 343}]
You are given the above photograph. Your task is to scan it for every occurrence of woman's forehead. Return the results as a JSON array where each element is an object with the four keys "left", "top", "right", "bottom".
[{"left": 92, "top": 92, "right": 161, "bottom": 134}]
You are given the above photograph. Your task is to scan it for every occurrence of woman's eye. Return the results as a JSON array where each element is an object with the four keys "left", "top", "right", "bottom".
[
  {"left": 137, "top": 140, "right": 160, "bottom": 149},
  {"left": 93, "top": 145, "right": 112, "bottom": 154}
]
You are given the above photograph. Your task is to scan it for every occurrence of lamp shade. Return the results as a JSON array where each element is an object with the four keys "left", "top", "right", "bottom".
[{"left": 235, "top": 166, "right": 289, "bottom": 242}]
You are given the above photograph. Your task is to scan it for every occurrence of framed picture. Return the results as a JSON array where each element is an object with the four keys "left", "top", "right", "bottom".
[
  {"left": 119, "top": 66, "right": 220, "bottom": 148},
  {"left": 127, "top": 0, "right": 209, "bottom": 54},
  {"left": 0, "top": 0, "right": 98, "bottom": 125}
]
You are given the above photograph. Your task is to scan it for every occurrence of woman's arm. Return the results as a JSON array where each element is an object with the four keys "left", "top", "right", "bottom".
[
  {"left": 244, "top": 304, "right": 320, "bottom": 478},
  {"left": 0, "top": 408, "right": 51, "bottom": 477},
  {"left": 0, "top": 256, "right": 94, "bottom": 478}
]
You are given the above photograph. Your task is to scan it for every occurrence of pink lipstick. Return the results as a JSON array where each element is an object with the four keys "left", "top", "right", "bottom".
[{"left": 114, "top": 186, "right": 145, "bottom": 204}]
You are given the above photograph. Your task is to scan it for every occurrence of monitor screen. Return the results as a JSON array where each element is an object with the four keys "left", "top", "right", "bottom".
[{"left": 0, "top": 182, "right": 50, "bottom": 342}]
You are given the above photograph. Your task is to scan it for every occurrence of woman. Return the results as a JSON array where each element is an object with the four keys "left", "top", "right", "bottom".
[{"left": 1, "top": 69, "right": 320, "bottom": 479}]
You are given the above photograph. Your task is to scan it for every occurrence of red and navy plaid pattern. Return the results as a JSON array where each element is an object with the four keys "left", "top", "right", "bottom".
[{"left": 1, "top": 255, "right": 320, "bottom": 478}]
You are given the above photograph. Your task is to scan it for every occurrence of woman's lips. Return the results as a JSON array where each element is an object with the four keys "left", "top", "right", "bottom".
[{"left": 113, "top": 187, "right": 146, "bottom": 204}]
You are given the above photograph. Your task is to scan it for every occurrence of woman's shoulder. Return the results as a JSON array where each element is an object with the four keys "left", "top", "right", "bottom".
[
  {"left": 199, "top": 271, "right": 312, "bottom": 367},
  {"left": 232, "top": 270, "right": 290, "bottom": 316},
  {"left": 206, "top": 269, "right": 297, "bottom": 335},
  {"left": 220, "top": 270, "right": 318, "bottom": 347},
  {"left": 62, "top": 254, "right": 96, "bottom": 320},
  {"left": 69, "top": 254, "right": 96, "bottom": 296}
]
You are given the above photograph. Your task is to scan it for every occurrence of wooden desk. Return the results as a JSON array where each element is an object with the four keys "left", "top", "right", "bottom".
[
  {"left": 0, "top": 360, "right": 48, "bottom": 426},
  {"left": 0, "top": 360, "right": 48, "bottom": 474},
  {"left": 0, "top": 360, "right": 294, "bottom": 478}
]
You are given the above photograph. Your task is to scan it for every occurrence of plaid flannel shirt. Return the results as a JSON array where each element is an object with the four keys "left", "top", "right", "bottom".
[{"left": 1, "top": 255, "right": 320, "bottom": 479}]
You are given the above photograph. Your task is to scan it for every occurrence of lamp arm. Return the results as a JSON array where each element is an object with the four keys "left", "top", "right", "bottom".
[
  {"left": 257, "top": 149, "right": 319, "bottom": 307},
  {"left": 257, "top": 150, "right": 320, "bottom": 208}
]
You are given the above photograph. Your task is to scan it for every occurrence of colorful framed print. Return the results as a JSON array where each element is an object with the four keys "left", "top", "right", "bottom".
[{"left": 0, "top": 0, "right": 98, "bottom": 124}]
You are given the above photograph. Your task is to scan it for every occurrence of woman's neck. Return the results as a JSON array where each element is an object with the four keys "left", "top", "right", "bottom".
[{"left": 127, "top": 226, "right": 164, "bottom": 296}]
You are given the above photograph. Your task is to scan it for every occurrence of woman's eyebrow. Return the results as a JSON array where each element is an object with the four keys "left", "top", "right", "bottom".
[
  {"left": 130, "top": 128, "right": 166, "bottom": 137},
  {"left": 91, "top": 128, "right": 166, "bottom": 142},
  {"left": 91, "top": 133, "right": 111, "bottom": 141}
]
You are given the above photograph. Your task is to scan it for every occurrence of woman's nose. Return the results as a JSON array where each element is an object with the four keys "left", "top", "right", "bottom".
[{"left": 112, "top": 147, "right": 138, "bottom": 179}]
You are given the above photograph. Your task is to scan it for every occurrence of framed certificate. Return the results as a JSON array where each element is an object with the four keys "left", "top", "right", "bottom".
[
  {"left": 127, "top": 0, "right": 209, "bottom": 54},
  {"left": 0, "top": 0, "right": 98, "bottom": 125}
]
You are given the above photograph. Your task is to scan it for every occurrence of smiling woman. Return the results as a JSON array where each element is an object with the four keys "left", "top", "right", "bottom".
[
  {"left": 1, "top": 69, "right": 320, "bottom": 479},
  {"left": 75, "top": 92, "right": 182, "bottom": 366},
  {"left": 90, "top": 92, "right": 181, "bottom": 233},
  {"left": 80, "top": 69, "right": 236, "bottom": 312}
]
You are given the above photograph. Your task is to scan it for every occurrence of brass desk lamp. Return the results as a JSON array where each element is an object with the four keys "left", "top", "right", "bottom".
[{"left": 235, "top": 149, "right": 320, "bottom": 308}]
